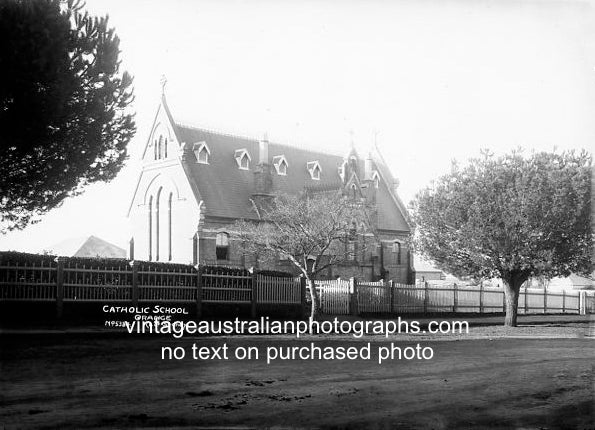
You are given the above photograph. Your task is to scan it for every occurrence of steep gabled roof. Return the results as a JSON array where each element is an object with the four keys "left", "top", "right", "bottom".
[
  {"left": 370, "top": 145, "right": 412, "bottom": 230},
  {"left": 175, "top": 124, "right": 350, "bottom": 220},
  {"left": 154, "top": 98, "right": 410, "bottom": 232}
]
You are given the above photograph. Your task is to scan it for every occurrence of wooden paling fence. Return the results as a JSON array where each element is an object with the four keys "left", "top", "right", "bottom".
[
  {"left": 358, "top": 280, "right": 391, "bottom": 314},
  {"left": 2, "top": 252, "right": 592, "bottom": 318},
  {"left": 392, "top": 283, "right": 585, "bottom": 315},
  {"left": 0, "top": 253, "right": 304, "bottom": 319},
  {"left": 315, "top": 279, "right": 351, "bottom": 315},
  {"left": 256, "top": 275, "right": 302, "bottom": 305},
  {"left": 310, "top": 279, "right": 592, "bottom": 316}
]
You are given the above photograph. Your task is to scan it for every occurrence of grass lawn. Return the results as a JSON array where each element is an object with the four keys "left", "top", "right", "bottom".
[{"left": 1, "top": 323, "right": 593, "bottom": 429}]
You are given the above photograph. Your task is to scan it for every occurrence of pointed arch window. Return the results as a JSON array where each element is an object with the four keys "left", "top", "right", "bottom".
[
  {"left": 155, "top": 187, "right": 162, "bottom": 261},
  {"left": 193, "top": 233, "right": 198, "bottom": 265},
  {"left": 351, "top": 183, "right": 357, "bottom": 200},
  {"left": 148, "top": 196, "right": 153, "bottom": 261},
  {"left": 168, "top": 192, "right": 173, "bottom": 261},
  {"left": 392, "top": 241, "right": 402, "bottom": 265},
  {"left": 154, "top": 135, "right": 168, "bottom": 160}
]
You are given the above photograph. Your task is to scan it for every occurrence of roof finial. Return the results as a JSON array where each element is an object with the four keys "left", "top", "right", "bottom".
[
  {"left": 160, "top": 74, "right": 168, "bottom": 96},
  {"left": 349, "top": 129, "right": 355, "bottom": 149}
]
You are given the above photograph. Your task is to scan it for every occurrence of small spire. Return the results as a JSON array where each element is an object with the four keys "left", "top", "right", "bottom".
[
  {"left": 160, "top": 74, "right": 168, "bottom": 96},
  {"left": 349, "top": 129, "right": 355, "bottom": 149}
]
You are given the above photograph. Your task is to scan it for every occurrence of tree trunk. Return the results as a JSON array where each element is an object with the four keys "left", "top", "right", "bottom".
[
  {"left": 308, "top": 278, "right": 321, "bottom": 321},
  {"left": 504, "top": 283, "right": 519, "bottom": 327},
  {"left": 503, "top": 273, "right": 526, "bottom": 327}
]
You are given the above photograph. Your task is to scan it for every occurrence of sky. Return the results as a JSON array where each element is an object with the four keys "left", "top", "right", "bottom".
[{"left": 2, "top": 0, "right": 594, "bottom": 253}]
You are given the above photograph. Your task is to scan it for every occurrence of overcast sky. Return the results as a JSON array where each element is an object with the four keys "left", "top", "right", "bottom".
[{"left": 2, "top": 0, "right": 594, "bottom": 253}]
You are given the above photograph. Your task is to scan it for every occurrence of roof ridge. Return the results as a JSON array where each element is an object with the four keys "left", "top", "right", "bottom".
[
  {"left": 175, "top": 122, "right": 259, "bottom": 142},
  {"left": 175, "top": 121, "right": 346, "bottom": 159}
]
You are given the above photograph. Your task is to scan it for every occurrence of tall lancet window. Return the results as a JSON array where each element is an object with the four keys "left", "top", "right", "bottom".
[
  {"left": 168, "top": 192, "right": 173, "bottom": 261},
  {"left": 148, "top": 196, "right": 153, "bottom": 261},
  {"left": 155, "top": 187, "right": 162, "bottom": 261}
]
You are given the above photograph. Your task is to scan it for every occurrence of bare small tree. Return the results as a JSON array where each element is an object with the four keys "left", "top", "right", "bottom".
[{"left": 236, "top": 191, "right": 373, "bottom": 320}]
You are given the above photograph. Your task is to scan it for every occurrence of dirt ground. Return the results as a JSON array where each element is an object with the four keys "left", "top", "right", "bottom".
[{"left": 1, "top": 324, "right": 594, "bottom": 429}]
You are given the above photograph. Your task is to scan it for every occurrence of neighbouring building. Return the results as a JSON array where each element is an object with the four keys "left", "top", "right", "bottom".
[
  {"left": 127, "top": 93, "right": 414, "bottom": 283},
  {"left": 47, "top": 235, "right": 126, "bottom": 258},
  {"left": 414, "top": 257, "right": 445, "bottom": 284}
]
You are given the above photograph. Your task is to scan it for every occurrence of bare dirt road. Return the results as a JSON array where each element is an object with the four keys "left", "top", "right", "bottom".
[{"left": 1, "top": 332, "right": 593, "bottom": 429}]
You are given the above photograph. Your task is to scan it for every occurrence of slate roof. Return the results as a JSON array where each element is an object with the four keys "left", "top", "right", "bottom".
[
  {"left": 162, "top": 97, "right": 409, "bottom": 232},
  {"left": 176, "top": 124, "right": 365, "bottom": 221}
]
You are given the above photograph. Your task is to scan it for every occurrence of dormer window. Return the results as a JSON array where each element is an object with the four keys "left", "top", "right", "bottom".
[
  {"left": 234, "top": 149, "right": 251, "bottom": 170},
  {"left": 371, "top": 170, "right": 380, "bottom": 189},
  {"left": 272, "top": 155, "right": 288, "bottom": 175},
  {"left": 193, "top": 141, "right": 210, "bottom": 164},
  {"left": 307, "top": 161, "right": 321, "bottom": 180}
]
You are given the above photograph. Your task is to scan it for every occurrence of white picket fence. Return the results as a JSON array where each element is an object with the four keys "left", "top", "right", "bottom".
[{"left": 315, "top": 279, "right": 350, "bottom": 315}]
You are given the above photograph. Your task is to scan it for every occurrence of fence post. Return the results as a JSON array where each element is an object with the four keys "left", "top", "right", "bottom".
[
  {"left": 579, "top": 291, "right": 584, "bottom": 315},
  {"left": 479, "top": 283, "right": 484, "bottom": 314},
  {"left": 300, "top": 276, "right": 307, "bottom": 319},
  {"left": 524, "top": 286, "right": 528, "bottom": 314},
  {"left": 195, "top": 266, "right": 203, "bottom": 320},
  {"left": 130, "top": 261, "right": 139, "bottom": 307},
  {"left": 55, "top": 257, "right": 64, "bottom": 319},
  {"left": 453, "top": 283, "right": 458, "bottom": 313},
  {"left": 389, "top": 280, "right": 394, "bottom": 314},
  {"left": 423, "top": 281, "right": 429, "bottom": 314},
  {"left": 543, "top": 286, "right": 547, "bottom": 314},
  {"left": 251, "top": 272, "right": 257, "bottom": 318},
  {"left": 562, "top": 289, "right": 566, "bottom": 314},
  {"left": 350, "top": 277, "right": 359, "bottom": 316}
]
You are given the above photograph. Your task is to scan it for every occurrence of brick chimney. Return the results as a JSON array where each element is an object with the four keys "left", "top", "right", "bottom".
[
  {"left": 364, "top": 153, "right": 373, "bottom": 181},
  {"left": 253, "top": 134, "right": 273, "bottom": 196}
]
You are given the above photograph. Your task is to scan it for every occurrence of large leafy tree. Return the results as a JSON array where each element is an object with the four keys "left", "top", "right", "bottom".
[
  {"left": 0, "top": 0, "right": 135, "bottom": 233},
  {"left": 410, "top": 150, "right": 592, "bottom": 326},
  {"left": 236, "top": 192, "right": 372, "bottom": 320}
]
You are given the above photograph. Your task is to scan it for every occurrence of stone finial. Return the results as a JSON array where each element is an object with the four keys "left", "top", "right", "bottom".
[{"left": 160, "top": 75, "right": 168, "bottom": 96}]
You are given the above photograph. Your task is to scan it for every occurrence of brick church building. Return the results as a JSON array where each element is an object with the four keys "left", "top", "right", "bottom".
[{"left": 128, "top": 94, "right": 414, "bottom": 283}]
